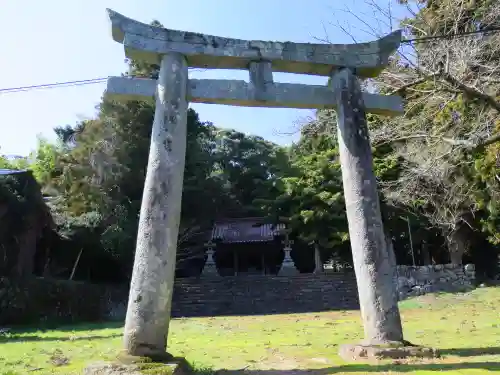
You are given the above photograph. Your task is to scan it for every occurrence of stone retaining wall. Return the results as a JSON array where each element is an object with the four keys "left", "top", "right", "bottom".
[
  {"left": 171, "top": 272, "right": 359, "bottom": 317},
  {"left": 395, "top": 264, "right": 475, "bottom": 299},
  {"left": 0, "top": 277, "right": 126, "bottom": 326},
  {"left": 0, "top": 264, "right": 475, "bottom": 325}
]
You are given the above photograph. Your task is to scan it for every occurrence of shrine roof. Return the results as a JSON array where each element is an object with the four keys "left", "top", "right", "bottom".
[
  {"left": 211, "top": 218, "right": 286, "bottom": 244},
  {"left": 0, "top": 169, "right": 28, "bottom": 175}
]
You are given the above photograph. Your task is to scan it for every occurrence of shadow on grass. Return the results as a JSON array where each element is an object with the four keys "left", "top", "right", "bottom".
[
  {"left": 0, "top": 332, "right": 122, "bottom": 343},
  {"left": 0, "top": 322, "right": 123, "bottom": 343},
  {"left": 440, "top": 346, "right": 500, "bottom": 357},
  {"left": 218, "top": 362, "right": 500, "bottom": 374},
  {"left": 3, "top": 320, "right": 123, "bottom": 334}
]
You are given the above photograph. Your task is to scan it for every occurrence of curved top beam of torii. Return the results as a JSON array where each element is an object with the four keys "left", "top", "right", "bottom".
[{"left": 107, "top": 9, "right": 402, "bottom": 78}]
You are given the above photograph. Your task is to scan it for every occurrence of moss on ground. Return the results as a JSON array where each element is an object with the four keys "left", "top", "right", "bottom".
[
  {"left": 1, "top": 287, "right": 499, "bottom": 374},
  {"left": 113, "top": 353, "right": 185, "bottom": 375},
  {"left": 134, "top": 362, "right": 176, "bottom": 375}
]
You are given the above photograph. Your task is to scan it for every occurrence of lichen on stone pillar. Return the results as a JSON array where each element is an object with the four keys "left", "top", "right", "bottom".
[
  {"left": 122, "top": 52, "right": 189, "bottom": 359},
  {"left": 331, "top": 67, "right": 404, "bottom": 345},
  {"left": 249, "top": 60, "right": 274, "bottom": 102},
  {"left": 330, "top": 68, "right": 436, "bottom": 361}
]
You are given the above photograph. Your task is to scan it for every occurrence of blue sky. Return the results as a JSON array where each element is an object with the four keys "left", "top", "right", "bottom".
[{"left": 0, "top": 0, "right": 408, "bottom": 156}]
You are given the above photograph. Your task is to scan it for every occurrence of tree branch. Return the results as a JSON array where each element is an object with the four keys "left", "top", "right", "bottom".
[
  {"left": 477, "top": 133, "right": 500, "bottom": 149},
  {"left": 376, "top": 132, "right": 500, "bottom": 150},
  {"left": 441, "top": 72, "right": 500, "bottom": 113},
  {"left": 388, "top": 74, "right": 437, "bottom": 94}
]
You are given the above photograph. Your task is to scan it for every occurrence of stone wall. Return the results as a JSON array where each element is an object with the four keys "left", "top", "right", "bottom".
[
  {"left": 0, "top": 277, "right": 127, "bottom": 326},
  {"left": 395, "top": 264, "right": 475, "bottom": 300},
  {"left": 0, "top": 264, "right": 475, "bottom": 325},
  {"left": 171, "top": 272, "right": 359, "bottom": 317}
]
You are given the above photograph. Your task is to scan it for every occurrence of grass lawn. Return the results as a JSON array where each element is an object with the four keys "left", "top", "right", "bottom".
[{"left": 1, "top": 287, "right": 499, "bottom": 375}]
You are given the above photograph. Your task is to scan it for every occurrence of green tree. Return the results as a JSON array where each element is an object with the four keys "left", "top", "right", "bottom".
[
  {"left": 210, "top": 129, "right": 289, "bottom": 217},
  {"left": 29, "top": 136, "right": 62, "bottom": 187},
  {"left": 0, "top": 155, "right": 12, "bottom": 169}
]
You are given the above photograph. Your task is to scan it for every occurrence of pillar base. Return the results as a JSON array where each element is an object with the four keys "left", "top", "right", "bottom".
[
  {"left": 84, "top": 362, "right": 177, "bottom": 375},
  {"left": 279, "top": 264, "right": 299, "bottom": 276},
  {"left": 201, "top": 266, "right": 219, "bottom": 277},
  {"left": 84, "top": 354, "right": 188, "bottom": 375},
  {"left": 339, "top": 341, "right": 439, "bottom": 362}
]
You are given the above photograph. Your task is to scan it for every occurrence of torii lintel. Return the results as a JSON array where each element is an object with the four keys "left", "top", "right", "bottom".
[{"left": 107, "top": 9, "right": 402, "bottom": 79}]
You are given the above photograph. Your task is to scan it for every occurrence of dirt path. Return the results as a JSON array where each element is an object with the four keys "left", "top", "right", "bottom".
[{"left": 217, "top": 350, "right": 334, "bottom": 375}]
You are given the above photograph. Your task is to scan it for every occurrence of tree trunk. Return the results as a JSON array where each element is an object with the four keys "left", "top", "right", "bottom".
[
  {"left": 447, "top": 225, "right": 470, "bottom": 265},
  {"left": 448, "top": 236, "right": 466, "bottom": 265},
  {"left": 42, "top": 257, "right": 51, "bottom": 277},
  {"left": 421, "top": 242, "right": 431, "bottom": 265},
  {"left": 313, "top": 244, "right": 323, "bottom": 274},
  {"left": 331, "top": 68, "right": 404, "bottom": 345},
  {"left": 69, "top": 248, "right": 83, "bottom": 281},
  {"left": 14, "top": 215, "right": 39, "bottom": 279}
]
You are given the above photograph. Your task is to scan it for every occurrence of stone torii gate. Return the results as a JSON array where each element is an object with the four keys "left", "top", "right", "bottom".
[{"left": 103, "top": 9, "right": 424, "bottom": 362}]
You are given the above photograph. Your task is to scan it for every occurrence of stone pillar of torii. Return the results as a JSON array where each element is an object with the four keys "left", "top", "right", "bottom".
[{"left": 98, "top": 8, "right": 429, "bottom": 363}]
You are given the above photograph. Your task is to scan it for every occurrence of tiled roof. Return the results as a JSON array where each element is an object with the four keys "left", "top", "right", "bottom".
[
  {"left": 0, "top": 169, "right": 28, "bottom": 175},
  {"left": 211, "top": 218, "right": 286, "bottom": 243}
]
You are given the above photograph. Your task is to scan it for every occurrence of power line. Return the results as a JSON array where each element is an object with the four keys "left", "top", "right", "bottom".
[
  {"left": 402, "top": 25, "right": 500, "bottom": 44},
  {"left": 0, "top": 27, "right": 499, "bottom": 95},
  {"left": 0, "top": 77, "right": 108, "bottom": 94}
]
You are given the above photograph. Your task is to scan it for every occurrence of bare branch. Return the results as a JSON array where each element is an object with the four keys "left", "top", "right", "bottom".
[
  {"left": 388, "top": 75, "right": 434, "bottom": 94},
  {"left": 440, "top": 72, "right": 500, "bottom": 113},
  {"left": 322, "top": 0, "right": 500, "bottom": 231}
]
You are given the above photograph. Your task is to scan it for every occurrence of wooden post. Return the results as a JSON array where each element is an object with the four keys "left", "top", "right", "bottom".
[
  {"left": 313, "top": 243, "right": 323, "bottom": 274},
  {"left": 123, "top": 52, "right": 188, "bottom": 358},
  {"left": 331, "top": 68, "right": 403, "bottom": 345},
  {"left": 233, "top": 250, "right": 238, "bottom": 276}
]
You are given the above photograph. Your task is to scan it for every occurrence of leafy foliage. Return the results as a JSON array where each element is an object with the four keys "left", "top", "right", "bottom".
[{"left": 3, "top": 4, "right": 500, "bottom": 282}]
